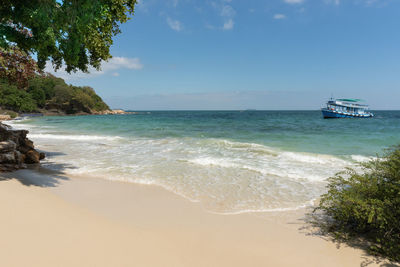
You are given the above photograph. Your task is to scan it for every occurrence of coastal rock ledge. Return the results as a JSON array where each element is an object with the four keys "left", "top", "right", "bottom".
[{"left": 0, "top": 122, "right": 45, "bottom": 172}]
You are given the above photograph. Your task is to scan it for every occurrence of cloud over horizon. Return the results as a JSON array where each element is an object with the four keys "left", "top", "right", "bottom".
[{"left": 45, "top": 57, "right": 143, "bottom": 81}]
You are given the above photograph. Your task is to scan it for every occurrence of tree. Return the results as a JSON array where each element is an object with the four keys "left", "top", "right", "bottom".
[
  {"left": 0, "top": 79, "right": 37, "bottom": 112},
  {"left": 27, "top": 86, "right": 46, "bottom": 108},
  {"left": 29, "top": 74, "right": 67, "bottom": 99},
  {"left": 0, "top": 0, "right": 136, "bottom": 72},
  {"left": 0, "top": 46, "right": 39, "bottom": 89}
]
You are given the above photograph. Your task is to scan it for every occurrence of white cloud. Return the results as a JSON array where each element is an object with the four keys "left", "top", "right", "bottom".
[
  {"left": 221, "top": 5, "right": 236, "bottom": 17},
  {"left": 223, "top": 19, "right": 234, "bottom": 30},
  {"left": 45, "top": 57, "right": 143, "bottom": 81},
  {"left": 102, "top": 57, "right": 143, "bottom": 71},
  {"left": 166, "top": 17, "right": 183, "bottom": 31},
  {"left": 284, "top": 0, "right": 305, "bottom": 3},
  {"left": 136, "top": 0, "right": 149, "bottom": 12},
  {"left": 325, "top": 0, "right": 340, "bottom": 5},
  {"left": 220, "top": 2, "right": 236, "bottom": 31},
  {"left": 207, "top": 1, "right": 236, "bottom": 31},
  {"left": 274, "top": 14, "right": 287, "bottom": 19}
]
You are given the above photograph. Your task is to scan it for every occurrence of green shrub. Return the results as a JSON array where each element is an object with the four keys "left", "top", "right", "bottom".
[
  {"left": 315, "top": 146, "right": 400, "bottom": 262},
  {"left": 27, "top": 86, "right": 46, "bottom": 107},
  {"left": 4, "top": 111, "right": 18, "bottom": 118},
  {"left": 28, "top": 75, "right": 65, "bottom": 100},
  {"left": 0, "top": 80, "right": 37, "bottom": 112}
]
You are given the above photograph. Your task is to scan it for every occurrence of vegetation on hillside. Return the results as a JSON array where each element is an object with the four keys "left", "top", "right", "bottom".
[
  {"left": 0, "top": 79, "right": 36, "bottom": 112},
  {"left": 0, "top": 0, "right": 136, "bottom": 72},
  {"left": 0, "top": 47, "right": 109, "bottom": 114},
  {"left": 0, "top": 74, "right": 109, "bottom": 114},
  {"left": 314, "top": 146, "right": 400, "bottom": 262}
]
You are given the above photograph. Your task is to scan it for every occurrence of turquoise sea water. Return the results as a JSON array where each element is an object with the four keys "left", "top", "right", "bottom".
[{"left": 10, "top": 111, "right": 400, "bottom": 213}]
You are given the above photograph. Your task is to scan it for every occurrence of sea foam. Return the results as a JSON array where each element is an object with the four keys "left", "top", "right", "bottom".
[
  {"left": 28, "top": 133, "right": 123, "bottom": 142},
  {"left": 30, "top": 132, "right": 357, "bottom": 214},
  {"left": 13, "top": 114, "right": 379, "bottom": 214}
]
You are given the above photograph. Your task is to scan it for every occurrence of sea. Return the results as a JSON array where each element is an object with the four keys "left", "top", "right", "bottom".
[{"left": 8, "top": 110, "right": 400, "bottom": 214}]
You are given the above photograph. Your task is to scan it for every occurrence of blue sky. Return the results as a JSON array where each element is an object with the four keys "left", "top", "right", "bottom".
[{"left": 47, "top": 0, "right": 400, "bottom": 110}]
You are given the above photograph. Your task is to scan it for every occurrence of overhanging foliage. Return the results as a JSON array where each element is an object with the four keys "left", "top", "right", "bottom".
[{"left": 0, "top": 0, "right": 136, "bottom": 72}]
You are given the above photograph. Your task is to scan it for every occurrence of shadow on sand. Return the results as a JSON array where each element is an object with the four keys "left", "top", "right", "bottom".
[
  {"left": 0, "top": 150, "right": 77, "bottom": 187},
  {"left": 294, "top": 207, "right": 400, "bottom": 267}
]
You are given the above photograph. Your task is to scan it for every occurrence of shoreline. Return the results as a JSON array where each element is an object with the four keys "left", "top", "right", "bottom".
[
  {"left": 0, "top": 109, "right": 135, "bottom": 121},
  {"left": 0, "top": 167, "right": 389, "bottom": 267}
]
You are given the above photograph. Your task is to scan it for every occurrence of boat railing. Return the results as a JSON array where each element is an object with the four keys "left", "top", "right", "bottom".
[{"left": 330, "top": 102, "right": 369, "bottom": 108}]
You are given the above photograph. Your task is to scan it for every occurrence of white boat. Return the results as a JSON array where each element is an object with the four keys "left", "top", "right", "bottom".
[{"left": 321, "top": 98, "right": 373, "bottom": 118}]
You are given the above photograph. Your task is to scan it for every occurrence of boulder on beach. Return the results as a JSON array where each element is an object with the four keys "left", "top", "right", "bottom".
[{"left": 0, "top": 122, "right": 45, "bottom": 172}]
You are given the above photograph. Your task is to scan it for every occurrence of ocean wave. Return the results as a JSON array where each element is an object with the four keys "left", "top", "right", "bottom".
[
  {"left": 351, "top": 154, "right": 375, "bottom": 162},
  {"left": 28, "top": 133, "right": 124, "bottom": 141},
  {"left": 185, "top": 139, "right": 351, "bottom": 182},
  {"left": 24, "top": 130, "right": 355, "bottom": 214},
  {"left": 208, "top": 199, "right": 317, "bottom": 215}
]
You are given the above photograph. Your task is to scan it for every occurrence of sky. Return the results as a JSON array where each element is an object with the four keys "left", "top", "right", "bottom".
[{"left": 46, "top": 0, "right": 400, "bottom": 110}]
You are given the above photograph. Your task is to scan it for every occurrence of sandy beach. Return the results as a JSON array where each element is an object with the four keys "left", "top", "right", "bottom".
[
  {"left": 2, "top": 0, "right": 400, "bottom": 264},
  {"left": 0, "top": 168, "right": 390, "bottom": 267}
]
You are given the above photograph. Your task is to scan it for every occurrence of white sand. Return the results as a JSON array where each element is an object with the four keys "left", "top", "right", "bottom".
[{"left": 0, "top": 169, "right": 389, "bottom": 267}]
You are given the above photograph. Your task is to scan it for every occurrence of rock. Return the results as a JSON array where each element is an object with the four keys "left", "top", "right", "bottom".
[
  {"left": 0, "top": 152, "right": 15, "bottom": 163},
  {"left": 98, "top": 109, "right": 134, "bottom": 115},
  {"left": 0, "top": 140, "right": 16, "bottom": 153},
  {"left": 14, "top": 150, "right": 23, "bottom": 164},
  {"left": 0, "top": 115, "right": 11, "bottom": 121},
  {"left": 18, "top": 138, "right": 34, "bottom": 154},
  {"left": 0, "top": 164, "right": 18, "bottom": 172},
  {"left": 0, "top": 123, "right": 11, "bottom": 141},
  {"left": 25, "top": 149, "right": 40, "bottom": 164},
  {"left": 0, "top": 122, "right": 44, "bottom": 172}
]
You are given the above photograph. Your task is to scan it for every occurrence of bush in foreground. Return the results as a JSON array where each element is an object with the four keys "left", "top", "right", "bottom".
[{"left": 314, "top": 146, "right": 400, "bottom": 262}]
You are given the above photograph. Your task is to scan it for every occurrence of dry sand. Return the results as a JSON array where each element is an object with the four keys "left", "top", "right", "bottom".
[{"left": 0, "top": 169, "right": 393, "bottom": 267}]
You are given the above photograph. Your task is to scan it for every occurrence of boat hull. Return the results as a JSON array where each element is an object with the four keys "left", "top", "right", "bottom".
[{"left": 321, "top": 109, "right": 373, "bottom": 119}]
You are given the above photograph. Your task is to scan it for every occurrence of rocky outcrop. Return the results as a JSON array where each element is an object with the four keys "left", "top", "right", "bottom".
[
  {"left": 0, "top": 122, "right": 45, "bottom": 172},
  {"left": 0, "top": 115, "right": 11, "bottom": 121},
  {"left": 96, "top": 109, "right": 135, "bottom": 115}
]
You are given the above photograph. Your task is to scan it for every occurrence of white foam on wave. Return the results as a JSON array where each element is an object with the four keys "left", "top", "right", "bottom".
[
  {"left": 210, "top": 199, "right": 317, "bottom": 215},
  {"left": 186, "top": 140, "right": 350, "bottom": 183},
  {"left": 280, "top": 151, "right": 344, "bottom": 164},
  {"left": 188, "top": 157, "right": 238, "bottom": 168},
  {"left": 25, "top": 128, "right": 358, "bottom": 214},
  {"left": 351, "top": 154, "right": 375, "bottom": 162},
  {"left": 28, "top": 133, "right": 124, "bottom": 142},
  {"left": 4, "top": 119, "right": 35, "bottom": 129}
]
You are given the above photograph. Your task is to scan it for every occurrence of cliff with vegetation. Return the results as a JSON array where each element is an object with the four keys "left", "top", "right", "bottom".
[
  {"left": 0, "top": 46, "right": 110, "bottom": 116},
  {"left": 0, "top": 74, "right": 110, "bottom": 115}
]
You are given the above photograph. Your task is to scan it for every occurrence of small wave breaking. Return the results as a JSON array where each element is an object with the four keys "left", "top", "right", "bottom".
[{"left": 29, "top": 130, "right": 360, "bottom": 214}]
